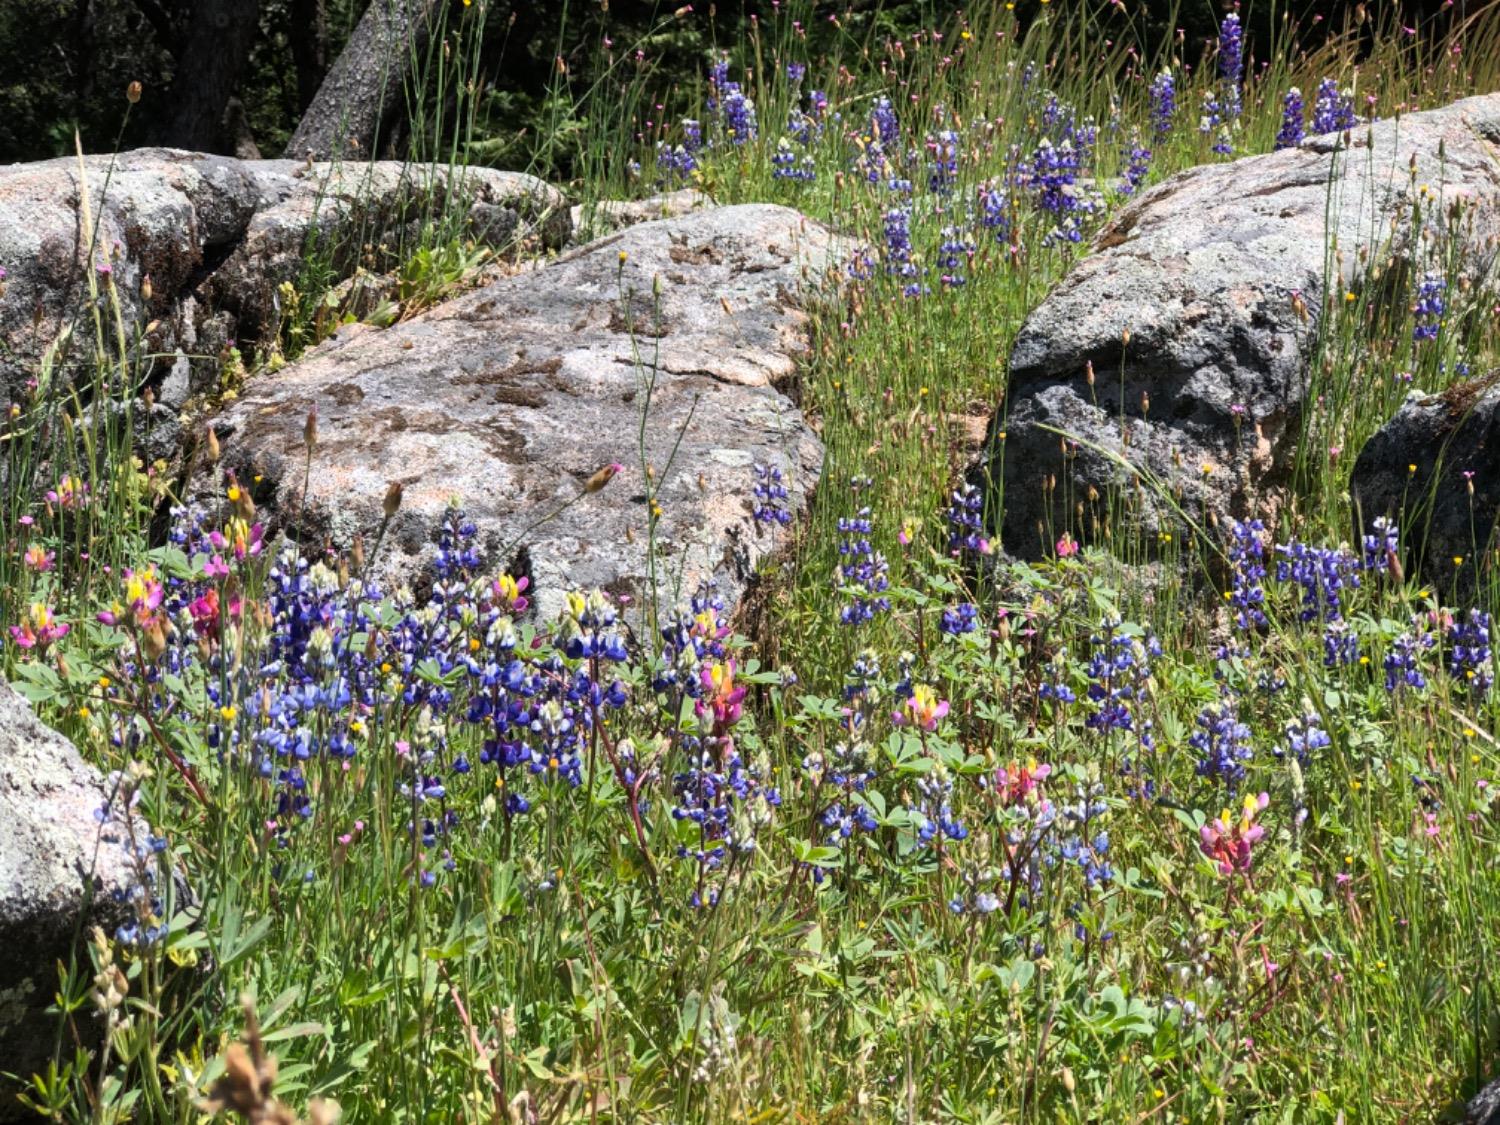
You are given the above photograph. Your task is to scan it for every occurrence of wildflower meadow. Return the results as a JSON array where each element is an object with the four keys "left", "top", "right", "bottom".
[{"left": 5, "top": 1, "right": 1500, "bottom": 1121}]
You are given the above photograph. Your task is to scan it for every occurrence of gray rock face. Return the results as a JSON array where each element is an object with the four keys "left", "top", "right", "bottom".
[
  {"left": 197, "top": 204, "right": 836, "bottom": 622},
  {"left": 1350, "top": 377, "right": 1500, "bottom": 596},
  {"left": 0, "top": 149, "right": 569, "bottom": 410},
  {"left": 1470, "top": 1077, "right": 1500, "bottom": 1124},
  {"left": 569, "top": 189, "right": 715, "bottom": 245},
  {"left": 0, "top": 681, "right": 153, "bottom": 1120},
  {"left": 975, "top": 93, "right": 1500, "bottom": 559}
]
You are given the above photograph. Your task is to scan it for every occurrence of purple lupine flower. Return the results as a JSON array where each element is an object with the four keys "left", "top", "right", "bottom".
[
  {"left": 752, "top": 463, "right": 794, "bottom": 525},
  {"left": 1084, "top": 619, "right": 1159, "bottom": 746},
  {"left": 1217, "top": 13, "right": 1244, "bottom": 119},
  {"left": 722, "top": 86, "right": 757, "bottom": 144},
  {"left": 1191, "top": 698, "right": 1253, "bottom": 790},
  {"left": 1323, "top": 621, "right": 1359, "bottom": 667},
  {"left": 939, "top": 602, "right": 979, "bottom": 636},
  {"left": 1149, "top": 70, "right": 1176, "bottom": 139},
  {"left": 836, "top": 479, "right": 891, "bottom": 626},
  {"left": 1384, "top": 626, "right": 1431, "bottom": 693},
  {"left": 978, "top": 183, "right": 1011, "bottom": 244},
  {"left": 1447, "top": 609, "right": 1493, "bottom": 694},
  {"left": 869, "top": 96, "right": 900, "bottom": 145},
  {"left": 926, "top": 128, "right": 960, "bottom": 194},
  {"left": 1362, "top": 516, "right": 1400, "bottom": 571},
  {"left": 1120, "top": 134, "right": 1152, "bottom": 195},
  {"left": 771, "top": 139, "right": 816, "bottom": 181},
  {"left": 1280, "top": 712, "right": 1330, "bottom": 765},
  {"left": 1227, "top": 519, "right": 1267, "bottom": 629},
  {"left": 1311, "top": 78, "right": 1357, "bottom": 134},
  {"left": 1275, "top": 87, "right": 1305, "bottom": 149},
  {"left": 1274, "top": 540, "right": 1361, "bottom": 623},
  {"left": 1413, "top": 274, "right": 1445, "bottom": 341},
  {"left": 945, "top": 483, "right": 988, "bottom": 557},
  {"left": 707, "top": 58, "right": 757, "bottom": 144},
  {"left": 936, "top": 226, "right": 975, "bottom": 288},
  {"left": 1026, "top": 137, "right": 1096, "bottom": 244}
]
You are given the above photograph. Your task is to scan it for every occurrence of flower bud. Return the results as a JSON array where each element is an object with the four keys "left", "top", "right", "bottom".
[
  {"left": 126, "top": 80, "right": 142, "bottom": 104},
  {"left": 383, "top": 481, "right": 403, "bottom": 518},
  {"left": 584, "top": 462, "right": 624, "bottom": 494},
  {"left": 141, "top": 620, "right": 167, "bottom": 663}
]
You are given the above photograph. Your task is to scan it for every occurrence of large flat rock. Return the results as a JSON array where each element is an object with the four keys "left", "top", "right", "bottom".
[
  {"left": 0, "top": 149, "right": 568, "bottom": 412},
  {"left": 975, "top": 93, "right": 1500, "bottom": 558},
  {"left": 199, "top": 204, "right": 836, "bottom": 621}
]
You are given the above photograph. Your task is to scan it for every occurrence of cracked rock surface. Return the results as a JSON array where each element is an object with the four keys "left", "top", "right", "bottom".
[
  {"left": 196, "top": 204, "right": 838, "bottom": 622},
  {"left": 0, "top": 149, "right": 568, "bottom": 411},
  {"left": 973, "top": 92, "right": 1500, "bottom": 559}
]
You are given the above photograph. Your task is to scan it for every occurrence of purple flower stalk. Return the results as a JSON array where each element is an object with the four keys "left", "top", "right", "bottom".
[
  {"left": 1191, "top": 699, "right": 1253, "bottom": 791},
  {"left": 1217, "top": 13, "right": 1244, "bottom": 118},
  {"left": 1311, "top": 78, "right": 1357, "bottom": 135},
  {"left": 1275, "top": 87, "right": 1305, "bottom": 150},
  {"left": 1413, "top": 274, "right": 1446, "bottom": 341},
  {"left": 1149, "top": 70, "right": 1176, "bottom": 139}
]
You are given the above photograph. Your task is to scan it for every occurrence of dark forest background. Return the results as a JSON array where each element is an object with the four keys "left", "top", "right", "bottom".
[{"left": 0, "top": 0, "right": 1468, "bottom": 181}]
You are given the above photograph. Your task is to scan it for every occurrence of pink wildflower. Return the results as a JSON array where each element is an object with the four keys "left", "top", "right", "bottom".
[
  {"left": 46, "top": 475, "right": 89, "bottom": 509},
  {"left": 97, "top": 566, "right": 165, "bottom": 628},
  {"left": 892, "top": 684, "right": 949, "bottom": 732},
  {"left": 697, "top": 659, "right": 747, "bottom": 732},
  {"left": 10, "top": 602, "right": 69, "bottom": 649},
  {"left": 1199, "top": 792, "right": 1269, "bottom": 876},
  {"left": 489, "top": 573, "right": 529, "bottom": 614},
  {"left": 188, "top": 587, "right": 242, "bottom": 642},
  {"left": 209, "top": 517, "right": 264, "bottom": 561},
  {"left": 995, "top": 757, "right": 1051, "bottom": 805},
  {"left": 22, "top": 544, "right": 54, "bottom": 571}
]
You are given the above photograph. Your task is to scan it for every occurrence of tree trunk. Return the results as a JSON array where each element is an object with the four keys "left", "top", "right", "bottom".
[
  {"left": 283, "top": 0, "right": 441, "bottom": 161},
  {"left": 155, "top": 0, "right": 263, "bottom": 152}
]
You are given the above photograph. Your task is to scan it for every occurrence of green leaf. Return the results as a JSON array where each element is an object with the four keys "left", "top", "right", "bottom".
[{"left": 261, "top": 1021, "right": 328, "bottom": 1043}]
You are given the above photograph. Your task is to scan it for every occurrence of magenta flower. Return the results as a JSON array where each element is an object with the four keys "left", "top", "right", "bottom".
[
  {"left": 45, "top": 475, "right": 89, "bottom": 509},
  {"left": 209, "top": 518, "right": 264, "bottom": 561},
  {"left": 892, "top": 685, "right": 949, "bottom": 732},
  {"left": 10, "top": 603, "right": 69, "bottom": 649},
  {"left": 490, "top": 573, "right": 529, "bottom": 614},
  {"left": 995, "top": 757, "right": 1051, "bottom": 805},
  {"left": 22, "top": 544, "right": 55, "bottom": 572},
  {"left": 188, "top": 587, "right": 242, "bottom": 642},
  {"left": 696, "top": 660, "right": 747, "bottom": 732},
  {"left": 97, "top": 566, "right": 165, "bottom": 628},
  {"left": 1199, "top": 792, "right": 1269, "bottom": 876}
]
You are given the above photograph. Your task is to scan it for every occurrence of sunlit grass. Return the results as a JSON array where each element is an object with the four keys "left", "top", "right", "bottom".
[{"left": 5, "top": 2, "right": 1500, "bottom": 1122}]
